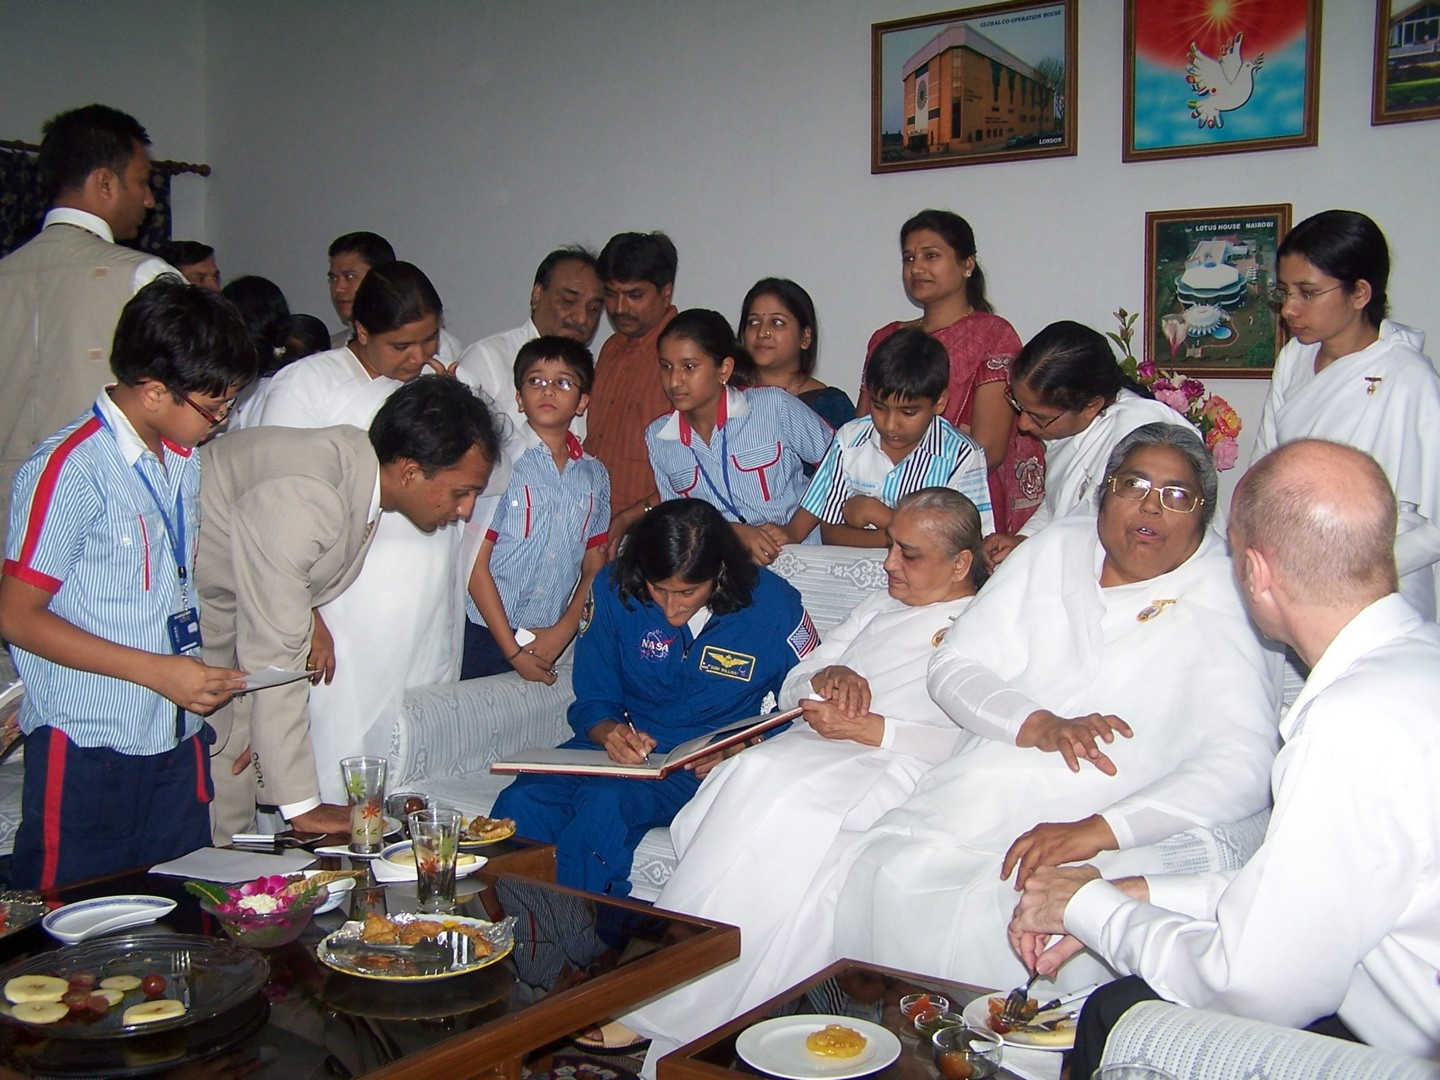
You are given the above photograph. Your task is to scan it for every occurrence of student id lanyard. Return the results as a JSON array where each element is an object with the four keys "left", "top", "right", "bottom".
[
  {"left": 91, "top": 405, "right": 202, "bottom": 658},
  {"left": 689, "top": 424, "right": 748, "bottom": 524}
]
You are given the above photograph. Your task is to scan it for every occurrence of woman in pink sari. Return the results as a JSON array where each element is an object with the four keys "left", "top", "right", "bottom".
[{"left": 859, "top": 210, "right": 1044, "bottom": 533}]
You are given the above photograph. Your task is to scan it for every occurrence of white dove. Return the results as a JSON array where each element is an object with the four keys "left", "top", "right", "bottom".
[{"left": 1185, "top": 33, "right": 1264, "bottom": 129}]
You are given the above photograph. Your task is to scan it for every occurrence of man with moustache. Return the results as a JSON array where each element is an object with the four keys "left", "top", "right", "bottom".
[
  {"left": 583, "top": 231, "right": 678, "bottom": 548},
  {"left": 456, "top": 246, "right": 605, "bottom": 437},
  {"left": 159, "top": 240, "right": 221, "bottom": 291}
]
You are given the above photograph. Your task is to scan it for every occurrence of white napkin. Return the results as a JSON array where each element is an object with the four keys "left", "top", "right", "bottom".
[
  {"left": 149, "top": 846, "right": 315, "bottom": 882},
  {"left": 996, "top": 1044, "right": 1064, "bottom": 1080},
  {"left": 370, "top": 857, "right": 417, "bottom": 884}
]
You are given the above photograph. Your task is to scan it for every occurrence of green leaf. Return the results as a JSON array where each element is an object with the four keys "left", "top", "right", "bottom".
[{"left": 184, "top": 880, "right": 232, "bottom": 907}]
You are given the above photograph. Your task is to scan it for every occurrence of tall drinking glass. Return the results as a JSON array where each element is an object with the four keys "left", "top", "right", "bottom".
[
  {"left": 340, "top": 755, "right": 387, "bottom": 854},
  {"left": 408, "top": 808, "right": 462, "bottom": 913}
]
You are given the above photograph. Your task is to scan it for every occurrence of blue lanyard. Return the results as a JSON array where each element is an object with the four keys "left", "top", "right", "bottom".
[
  {"left": 92, "top": 404, "right": 188, "bottom": 585},
  {"left": 688, "top": 422, "right": 747, "bottom": 524}
]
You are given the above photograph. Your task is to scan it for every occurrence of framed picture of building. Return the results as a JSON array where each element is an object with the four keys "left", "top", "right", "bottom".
[
  {"left": 1143, "top": 204, "right": 1292, "bottom": 377},
  {"left": 871, "top": 0, "right": 1077, "bottom": 174},
  {"left": 1373, "top": 1, "right": 1440, "bottom": 125},
  {"left": 1124, "top": 0, "right": 1321, "bottom": 163}
]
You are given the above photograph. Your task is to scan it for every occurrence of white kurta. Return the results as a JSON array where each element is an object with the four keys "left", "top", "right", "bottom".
[
  {"left": 1018, "top": 390, "right": 1195, "bottom": 537},
  {"left": 625, "top": 591, "right": 977, "bottom": 1067},
  {"left": 248, "top": 348, "right": 466, "bottom": 805},
  {"left": 1066, "top": 593, "right": 1440, "bottom": 1059},
  {"left": 1252, "top": 321, "right": 1440, "bottom": 618},
  {"left": 629, "top": 522, "right": 1279, "bottom": 1069},
  {"left": 832, "top": 520, "right": 1279, "bottom": 995}
]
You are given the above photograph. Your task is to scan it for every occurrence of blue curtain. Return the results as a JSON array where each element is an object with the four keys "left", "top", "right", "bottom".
[{"left": 0, "top": 146, "right": 175, "bottom": 260}]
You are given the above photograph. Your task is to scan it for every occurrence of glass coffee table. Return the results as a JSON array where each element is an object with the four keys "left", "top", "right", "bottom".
[
  {"left": 0, "top": 842, "right": 740, "bottom": 1079},
  {"left": 658, "top": 959, "right": 1031, "bottom": 1080}
]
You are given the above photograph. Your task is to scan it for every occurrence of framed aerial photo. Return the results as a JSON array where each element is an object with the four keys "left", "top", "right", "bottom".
[
  {"left": 1373, "top": 0, "right": 1440, "bottom": 125},
  {"left": 870, "top": 0, "right": 1077, "bottom": 174},
  {"left": 1124, "top": 0, "right": 1321, "bottom": 162},
  {"left": 1143, "top": 204, "right": 1292, "bottom": 377}
]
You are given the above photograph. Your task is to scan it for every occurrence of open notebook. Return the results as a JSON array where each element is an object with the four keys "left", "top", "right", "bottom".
[{"left": 489, "top": 707, "right": 802, "bottom": 780}]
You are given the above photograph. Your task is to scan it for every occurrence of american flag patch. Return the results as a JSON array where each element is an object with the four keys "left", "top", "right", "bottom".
[{"left": 787, "top": 611, "right": 819, "bottom": 659}]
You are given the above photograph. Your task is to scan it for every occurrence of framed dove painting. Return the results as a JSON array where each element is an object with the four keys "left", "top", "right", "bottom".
[{"left": 1123, "top": 0, "right": 1322, "bottom": 163}]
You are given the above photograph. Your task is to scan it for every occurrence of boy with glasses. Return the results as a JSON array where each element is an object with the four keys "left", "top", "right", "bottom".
[
  {"left": 464, "top": 336, "right": 610, "bottom": 681},
  {"left": 0, "top": 279, "right": 256, "bottom": 887}
]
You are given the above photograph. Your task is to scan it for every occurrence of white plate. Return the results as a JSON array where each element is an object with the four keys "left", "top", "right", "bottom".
[
  {"left": 735, "top": 1015, "right": 901, "bottom": 1080},
  {"left": 303, "top": 870, "right": 358, "bottom": 916},
  {"left": 961, "top": 993, "right": 1078, "bottom": 1051},
  {"left": 376, "top": 841, "right": 487, "bottom": 882},
  {"left": 42, "top": 895, "right": 176, "bottom": 945}
]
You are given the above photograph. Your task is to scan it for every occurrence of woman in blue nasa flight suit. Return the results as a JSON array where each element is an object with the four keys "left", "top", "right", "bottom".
[{"left": 492, "top": 499, "right": 816, "bottom": 896}]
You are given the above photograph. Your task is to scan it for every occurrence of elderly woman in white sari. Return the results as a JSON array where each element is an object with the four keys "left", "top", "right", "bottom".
[
  {"left": 621, "top": 490, "right": 986, "bottom": 1051},
  {"left": 627, "top": 423, "right": 1280, "bottom": 1073},
  {"left": 835, "top": 422, "right": 1281, "bottom": 993}
]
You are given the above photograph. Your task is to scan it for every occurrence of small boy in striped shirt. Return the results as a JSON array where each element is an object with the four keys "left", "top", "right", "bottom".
[
  {"left": 772, "top": 327, "right": 993, "bottom": 547},
  {"left": 0, "top": 280, "right": 256, "bottom": 887},
  {"left": 464, "top": 336, "right": 610, "bottom": 683}
]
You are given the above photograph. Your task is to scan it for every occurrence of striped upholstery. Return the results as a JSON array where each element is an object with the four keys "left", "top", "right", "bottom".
[{"left": 1101, "top": 1001, "right": 1440, "bottom": 1079}]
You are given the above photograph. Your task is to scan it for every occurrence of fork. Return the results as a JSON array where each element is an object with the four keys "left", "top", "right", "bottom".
[{"left": 1000, "top": 970, "right": 1039, "bottom": 1022}]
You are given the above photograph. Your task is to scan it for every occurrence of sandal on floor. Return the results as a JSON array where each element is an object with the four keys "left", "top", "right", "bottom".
[{"left": 571, "top": 1019, "right": 652, "bottom": 1055}]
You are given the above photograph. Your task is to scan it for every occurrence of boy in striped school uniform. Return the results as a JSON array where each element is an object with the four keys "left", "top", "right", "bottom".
[
  {"left": 773, "top": 327, "right": 994, "bottom": 547},
  {"left": 0, "top": 280, "right": 256, "bottom": 888},
  {"left": 464, "top": 336, "right": 610, "bottom": 682}
]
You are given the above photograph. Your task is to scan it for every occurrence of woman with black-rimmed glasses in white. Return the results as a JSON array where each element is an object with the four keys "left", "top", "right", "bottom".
[{"left": 1253, "top": 209, "right": 1440, "bottom": 619}]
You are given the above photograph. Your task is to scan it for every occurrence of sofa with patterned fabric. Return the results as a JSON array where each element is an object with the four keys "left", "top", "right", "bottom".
[
  {"left": 379, "top": 542, "right": 1272, "bottom": 902},
  {"left": 1098, "top": 1000, "right": 1440, "bottom": 1079}
]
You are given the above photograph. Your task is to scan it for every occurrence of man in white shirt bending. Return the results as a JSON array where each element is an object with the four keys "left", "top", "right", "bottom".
[
  {"left": 0, "top": 104, "right": 177, "bottom": 521},
  {"left": 455, "top": 246, "right": 604, "bottom": 439},
  {"left": 1010, "top": 438, "right": 1440, "bottom": 1071}
]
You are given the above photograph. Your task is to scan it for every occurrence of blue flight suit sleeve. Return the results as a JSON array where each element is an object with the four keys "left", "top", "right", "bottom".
[{"left": 566, "top": 566, "right": 627, "bottom": 742}]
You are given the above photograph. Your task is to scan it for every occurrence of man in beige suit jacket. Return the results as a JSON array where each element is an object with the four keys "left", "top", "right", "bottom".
[
  {"left": 197, "top": 378, "right": 499, "bottom": 841},
  {"left": 0, "top": 105, "right": 177, "bottom": 526}
]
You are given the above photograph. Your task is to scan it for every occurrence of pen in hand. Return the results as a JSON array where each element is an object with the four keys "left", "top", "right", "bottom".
[{"left": 628, "top": 720, "right": 651, "bottom": 764}]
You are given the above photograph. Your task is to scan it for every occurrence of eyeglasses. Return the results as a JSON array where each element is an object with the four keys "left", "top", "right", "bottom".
[
  {"left": 1106, "top": 473, "right": 1203, "bottom": 513},
  {"left": 1267, "top": 284, "right": 1342, "bottom": 308},
  {"left": 524, "top": 374, "right": 579, "bottom": 392},
  {"left": 1003, "top": 385, "right": 1063, "bottom": 430},
  {"left": 180, "top": 394, "right": 235, "bottom": 426}
]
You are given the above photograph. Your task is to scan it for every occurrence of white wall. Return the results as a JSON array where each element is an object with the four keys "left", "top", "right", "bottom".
[
  {"left": 7, "top": 1, "right": 1435, "bottom": 509},
  {"left": 0, "top": 0, "right": 210, "bottom": 238},
  {"left": 200, "top": 0, "right": 1440, "bottom": 507}
]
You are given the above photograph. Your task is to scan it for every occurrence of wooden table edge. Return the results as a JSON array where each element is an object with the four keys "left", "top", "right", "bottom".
[
  {"left": 362, "top": 878, "right": 741, "bottom": 1079},
  {"left": 657, "top": 958, "right": 996, "bottom": 1080}
]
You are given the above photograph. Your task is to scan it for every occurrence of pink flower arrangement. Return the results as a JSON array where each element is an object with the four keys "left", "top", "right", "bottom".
[
  {"left": 1109, "top": 308, "right": 1244, "bottom": 471},
  {"left": 186, "top": 874, "right": 321, "bottom": 915}
]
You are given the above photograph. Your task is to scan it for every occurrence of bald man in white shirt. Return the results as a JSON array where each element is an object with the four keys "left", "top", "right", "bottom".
[{"left": 1010, "top": 439, "right": 1440, "bottom": 1071}]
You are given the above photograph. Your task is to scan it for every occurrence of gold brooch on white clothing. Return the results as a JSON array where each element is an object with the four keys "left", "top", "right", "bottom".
[
  {"left": 1364, "top": 376, "right": 1382, "bottom": 396},
  {"left": 931, "top": 614, "right": 961, "bottom": 647},
  {"left": 1136, "top": 598, "right": 1177, "bottom": 622}
]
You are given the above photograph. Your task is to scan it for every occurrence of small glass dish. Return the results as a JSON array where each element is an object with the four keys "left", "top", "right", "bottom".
[
  {"left": 385, "top": 792, "right": 429, "bottom": 833},
  {"left": 899, "top": 991, "right": 951, "bottom": 1020},
  {"left": 198, "top": 890, "right": 324, "bottom": 949},
  {"left": 932, "top": 1024, "right": 1002, "bottom": 1079},
  {"left": 914, "top": 1009, "right": 965, "bottom": 1038}
]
